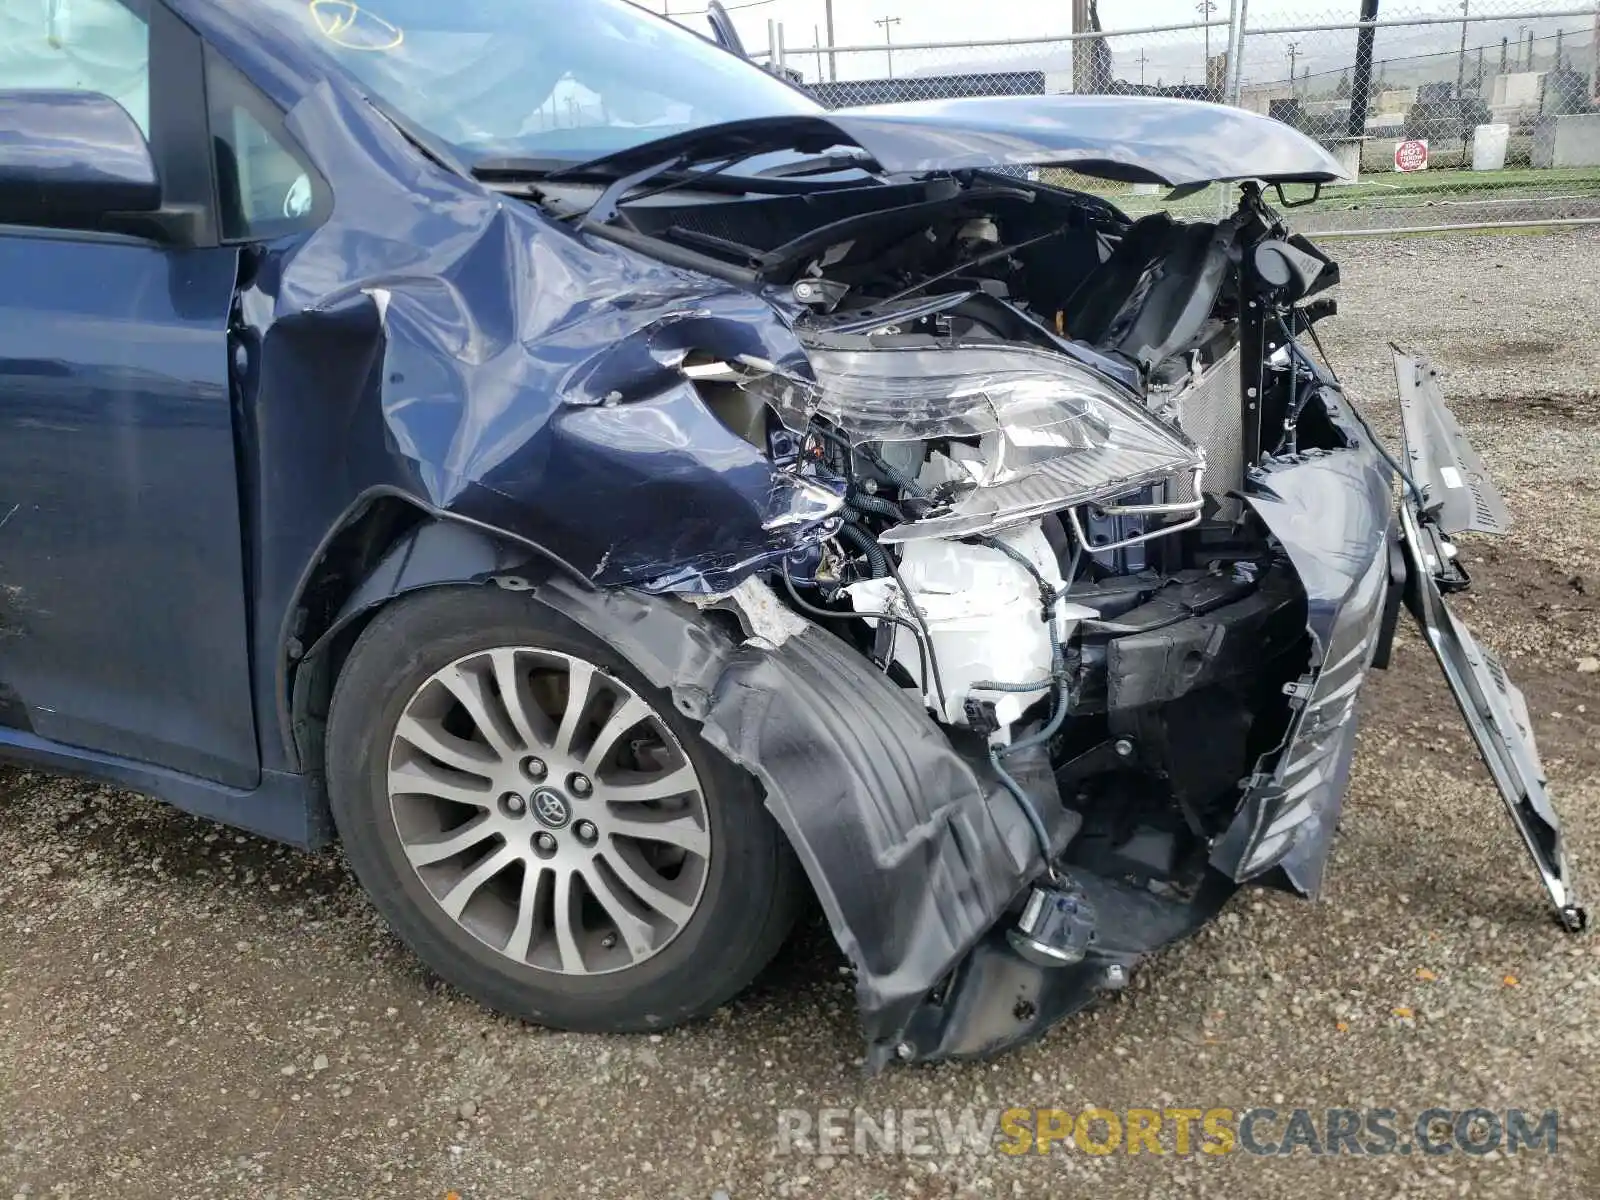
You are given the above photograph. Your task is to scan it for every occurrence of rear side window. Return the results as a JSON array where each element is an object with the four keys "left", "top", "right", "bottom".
[
  {"left": 0, "top": 0, "right": 150, "bottom": 133},
  {"left": 204, "top": 49, "right": 327, "bottom": 241}
]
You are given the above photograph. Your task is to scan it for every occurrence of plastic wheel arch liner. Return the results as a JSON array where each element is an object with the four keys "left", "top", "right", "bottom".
[
  {"left": 1211, "top": 428, "right": 1398, "bottom": 895},
  {"left": 510, "top": 571, "right": 1077, "bottom": 1054}
]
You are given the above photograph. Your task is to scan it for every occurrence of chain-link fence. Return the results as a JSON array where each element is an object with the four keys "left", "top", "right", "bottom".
[{"left": 729, "top": 3, "right": 1600, "bottom": 236}]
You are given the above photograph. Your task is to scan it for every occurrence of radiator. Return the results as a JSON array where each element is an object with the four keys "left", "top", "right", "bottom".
[{"left": 1170, "top": 344, "right": 1244, "bottom": 520}]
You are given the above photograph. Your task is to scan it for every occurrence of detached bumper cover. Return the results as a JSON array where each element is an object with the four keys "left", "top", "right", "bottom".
[
  {"left": 1216, "top": 352, "right": 1582, "bottom": 927},
  {"left": 1393, "top": 350, "right": 1584, "bottom": 931},
  {"left": 1399, "top": 502, "right": 1583, "bottom": 928}
]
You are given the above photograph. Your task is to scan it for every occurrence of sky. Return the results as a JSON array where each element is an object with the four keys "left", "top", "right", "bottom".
[
  {"left": 649, "top": 0, "right": 1596, "bottom": 92},
  {"left": 663, "top": 0, "right": 1344, "bottom": 53}
]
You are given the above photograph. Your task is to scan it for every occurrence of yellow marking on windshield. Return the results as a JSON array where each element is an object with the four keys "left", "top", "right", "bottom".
[{"left": 308, "top": 0, "right": 403, "bottom": 51}]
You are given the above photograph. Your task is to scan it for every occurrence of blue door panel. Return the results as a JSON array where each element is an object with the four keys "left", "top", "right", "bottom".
[{"left": 0, "top": 233, "right": 258, "bottom": 787}]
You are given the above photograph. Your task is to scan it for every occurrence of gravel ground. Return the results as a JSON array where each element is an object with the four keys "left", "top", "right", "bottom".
[{"left": 3, "top": 229, "right": 1599, "bottom": 1200}]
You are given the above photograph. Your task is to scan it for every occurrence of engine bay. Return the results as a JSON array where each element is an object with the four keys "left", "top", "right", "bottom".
[{"left": 619, "top": 172, "right": 1348, "bottom": 893}]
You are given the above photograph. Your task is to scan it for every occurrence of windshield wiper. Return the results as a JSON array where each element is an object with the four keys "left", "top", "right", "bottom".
[
  {"left": 474, "top": 146, "right": 881, "bottom": 188},
  {"left": 754, "top": 151, "right": 876, "bottom": 179},
  {"left": 470, "top": 156, "right": 594, "bottom": 183},
  {"left": 581, "top": 157, "right": 686, "bottom": 227}
]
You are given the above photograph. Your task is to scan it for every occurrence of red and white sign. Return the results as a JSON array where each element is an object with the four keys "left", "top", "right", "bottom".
[{"left": 1394, "top": 139, "right": 1430, "bottom": 173}]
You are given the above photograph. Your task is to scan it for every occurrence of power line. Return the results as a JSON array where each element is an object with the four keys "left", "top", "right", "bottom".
[{"left": 663, "top": 0, "right": 773, "bottom": 16}]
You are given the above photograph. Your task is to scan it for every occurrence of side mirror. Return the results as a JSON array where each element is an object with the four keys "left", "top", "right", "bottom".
[{"left": 0, "top": 90, "right": 160, "bottom": 229}]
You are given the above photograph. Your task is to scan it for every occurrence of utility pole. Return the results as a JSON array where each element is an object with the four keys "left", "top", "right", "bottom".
[
  {"left": 824, "top": 0, "right": 837, "bottom": 82},
  {"left": 1197, "top": 0, "right": 1217, "bottom": 79},
  {"left": 1455, "top": 0, "right": 1469, "bottom": 98},
  {"left": 1593, "top": 3, "right": 1600, "bottom": 104},
  {"left": 1347, "top": 0, "right": 1379, "bottom": 138},
  {"left": 1287, "top": 41, "right": 1300, "bottom": 93},
  {"left": 875, "top": 15, "right": 901, "bottom": 79},
  {"left": 1138, "top": 47, "right": 1149, "bottom": 86},
  {"left": 1072, "top": 0, "right": 1091, "bottom": 92},
  {"left": 1222, "top": 0, "right": 1249, "bottom": 106}
]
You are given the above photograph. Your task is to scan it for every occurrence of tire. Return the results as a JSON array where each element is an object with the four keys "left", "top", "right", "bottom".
[{"left": 325, "top": 583, "right": 802, "bottom": 1031}]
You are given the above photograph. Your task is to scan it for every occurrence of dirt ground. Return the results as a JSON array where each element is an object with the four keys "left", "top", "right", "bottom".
[{"left": 2, "top": 229, "right": 1599, "bottom": 1200}]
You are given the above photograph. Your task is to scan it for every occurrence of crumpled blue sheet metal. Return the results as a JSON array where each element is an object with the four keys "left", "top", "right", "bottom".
[
  {"left": 250, "top": 80, "right": 828, "bottom": 591},
  {"left": 208, "top": 72, "right": 840, "bottom": 772}
]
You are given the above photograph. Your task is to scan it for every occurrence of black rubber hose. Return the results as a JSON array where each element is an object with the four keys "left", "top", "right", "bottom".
[
  {"left": 979, "top": 533, "right": 1042, "bottom": 580},
  {"left": 1052, "top": 539, "right": 1084, "bottom": 605},
  {"left": 974, "top": 531, "right": 1082, "bottom": 612},
  {"left": 872, "top": 453, "right": 933, "bottom": 500},
  {"left": 845, "top": 492, "right": 909, "bottom": 524},
  {"left": 1004, "top": 617, "right": 1071, "bottom": 754},
  {"left": 836, "top": 522, "right": 889, "bottom": 578},
  {"left": 982, "top": 572, "right": 1071, "bottom": 871},
  {"left": 989, "top": 744, "right": 1057, "bottom": 873},
  {"left": 1273, "top": 314, "right": 1312, "bottom": 456}
]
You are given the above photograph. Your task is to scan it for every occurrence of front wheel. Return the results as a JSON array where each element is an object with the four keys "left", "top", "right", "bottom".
[{"left": 325, "top": 584, "right": 802, "bottom": 1031}]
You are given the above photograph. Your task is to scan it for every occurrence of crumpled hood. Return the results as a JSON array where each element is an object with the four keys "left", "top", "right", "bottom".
[{"left": 552, "top": 94, "right": 1349, "bottom": 187}]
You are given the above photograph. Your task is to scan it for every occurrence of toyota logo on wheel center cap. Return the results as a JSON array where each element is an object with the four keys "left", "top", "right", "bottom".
[{"left": 530, "top": 788, "right": 572, "bottom": 830}]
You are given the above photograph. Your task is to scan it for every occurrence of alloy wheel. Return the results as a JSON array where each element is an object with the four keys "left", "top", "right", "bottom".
[{"left": 386, "top": 647, "right": 711, "bottom": 976}]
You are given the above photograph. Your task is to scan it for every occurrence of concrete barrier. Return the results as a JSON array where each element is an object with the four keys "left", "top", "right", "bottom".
[{"left": 1531, "top": 114, "right": 1600, "bottom": 169}]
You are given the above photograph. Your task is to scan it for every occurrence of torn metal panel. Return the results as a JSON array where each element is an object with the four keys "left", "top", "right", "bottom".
[{"left": 687, "top": 577, "right": 810, "bottom": 649}]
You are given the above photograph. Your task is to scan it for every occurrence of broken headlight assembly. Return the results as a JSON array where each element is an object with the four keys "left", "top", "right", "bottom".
[{"left": 786, "top": 345, "right": 1205, "bottom": 542}]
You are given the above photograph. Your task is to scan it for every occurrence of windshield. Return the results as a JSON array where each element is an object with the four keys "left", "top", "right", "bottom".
[{"left": 273, "top": 0, "right": 822, "bottom": 164}]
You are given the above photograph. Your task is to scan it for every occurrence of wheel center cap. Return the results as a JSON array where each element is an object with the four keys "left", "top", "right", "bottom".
[{"left": 529, "top": 787, "right": 572, "bottom": 830}]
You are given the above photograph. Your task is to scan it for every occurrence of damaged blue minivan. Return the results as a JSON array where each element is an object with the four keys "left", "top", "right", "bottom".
[{"left": 0, "top": 0, "right": 1582, "bottom": 1065}]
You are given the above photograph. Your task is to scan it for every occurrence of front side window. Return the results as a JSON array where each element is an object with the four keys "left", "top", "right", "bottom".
[
  {"left": 246, "top": 0, "right": 821, "bottom": 166},
  {"left": 0, "top": 0, "right": 150, "bottom": 133},
  {"left": 205, "top": 51, "right": 324, "bottom": 241}
]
